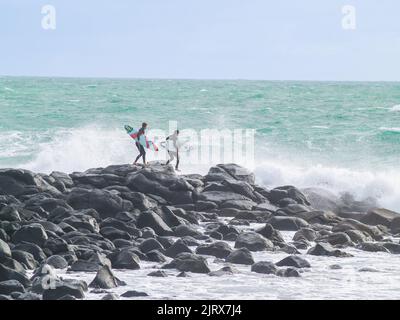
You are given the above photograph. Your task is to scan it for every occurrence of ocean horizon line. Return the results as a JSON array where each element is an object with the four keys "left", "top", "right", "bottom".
[{"left": 1, "top": 74, "right": 400, "bottom": 84}]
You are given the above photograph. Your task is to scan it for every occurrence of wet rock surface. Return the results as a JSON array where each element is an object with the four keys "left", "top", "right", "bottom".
[{"left": 0, "top": 163, "right": 399, "bottom": 299}]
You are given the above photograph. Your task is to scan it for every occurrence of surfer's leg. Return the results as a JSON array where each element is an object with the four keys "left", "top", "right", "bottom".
[
  {"left": 166, "top": 151, "right": 174, "bottom": 165},
  {"left": 134, "top": 142, "right": 142, "bottom": 164},
  {"left": 175, "top": 152, "right": 180, "bottom": 170},
  {"left": 141, "top": 145, "right": 146, "bottom": 165}
]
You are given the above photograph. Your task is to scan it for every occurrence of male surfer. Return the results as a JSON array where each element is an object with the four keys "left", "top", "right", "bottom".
[
  {"left": 164, "top": 130, "right": 180, "bottom": 171},
  {"left": 133, "top": 122, "right": 148, "bottom": 166}
]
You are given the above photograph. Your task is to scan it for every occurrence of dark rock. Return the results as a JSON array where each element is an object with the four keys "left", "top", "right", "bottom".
[
  {"left": 146, "top": 250, "right": 166, "bottom": 263},
  {"left": 209, "top": 266, "right": 237, "bottom": 277},
  {"left": 198, "top": 191, "right": 251, "bottom": 206},
  {"left": 196, "top": 241, "right": 232, "bottom": 259},
  {"left": 332, "top": 219, "right": 383, "bottom": 241},
  {"left": 0, "top": 169, "right": 61, "bottom": 197},
  {"left": 356, "top": 242, "right": 390, "bottom": 253},
  {"left": 46, "top": 255, "right": 68, "bottom": 269},
  {"left": 173, "top": 225, "right": 201, "bottom": 237},
  {"left": 225, "top": 248, "right": 254, "bottom": 265},
  {"left": 0, "top": 263, "right": 31, "bottom": 287},
  {"left": 276, "top": 267, "right": 301, "bottom": 277},
  {"left": 165, "top": 239, "right": 192, "bottom": 258},
  {"left": 195, "top": 201, "right": 218, "bottom": 211},
  {"left": 162, "top": 253, "right": 210, "bottom": 273},
  {"left": 251, "top": 261, "right": 277, "bottom": 274},
  {"left": 89, "top": 265, "right": 125, "bottom": 289},
  {"left": 108, "top": 249, "right": 141, "bottom": 270},
  {"left": 0, "top": 239, "right": 11, "bottom": 262},
  {"left": 307, "top": 243, "right": 353, "bottom": 257},
  {"left": 11, "top": 250, "right": 37, "bottom": 269},
  {"left": 382, "top": 242, "right": 400, "bottom": 254},
  {"left": 276, "top": 255, "right": 311, "bottom": 268},
  {"left": 148, "top": 270, "right": 168, "bottom": 277},
  {"left": 136, "top": 211, "right": 173, "bottom": 236},
  {"left": 0, "top": 206, "right": 21, "bottom": 222},
  {"left": 209, "top": 231, "right": 223, "bottom": 240},
  {"left": 121, "top": 290, "right": 148, "bottom": 298},
  {"left": 42, "top": 280, "right": 87, "bottom": 300},
  {"left": 139, "top": 238, "right": 164, "bottom": 254},
  {"left": 67, "top": 188, "right": 131, "bottom": 219},
  {"left": 14, "top": 243, "right": 47, "bottom": 262},
  {"left": 234, "top": 232, "right": 273, "bottom": 251},
  {"left": 293, "top": 228, "right": 318, "bottom": 242},
  {"left": 62, "top": 215, "right": 99, "bottom": 233},
  {"left": 256, "top": 224, "right": 285, "bottom": 243},
  {"left": 177, "top": 271, "right": 190, "bottom": 277},
  {"left": 319, "top": 232, "right": 353, "bottom": 247},
  {"left": 12, "top": 224, "right": 48, "bottom": 246},
  {"left": 0, "top": 280, "right": 25, "bottom": 295},
  {"left": 100, "top": 227, "right": 131, "bottom": 241},
  {"left": 102, "top": 293, "right": 119, "bottom": 300},
  {"left": 302, "top": 188, "right": 340, "bottom": 213},
  {"left": 268, "top": 186, "right": 310, "bottom": 206},
  {"left": 68, "top": 260, "right": 103, "bottom": 272},
  {"left": 267, "top": 216, "right": 309, "bottom": 231},
  {"left": 361, "top": 208, "right": 398, "bottom": 227}
]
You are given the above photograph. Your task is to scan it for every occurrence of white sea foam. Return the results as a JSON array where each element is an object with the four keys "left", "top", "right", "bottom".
[
  {"left": 5, "top": 126, "right": 400, "bottom": 212},
  {"left": 390, "top": 104, "right": 400, "bottom": 112},
  {"left": 254, "top": 160, "right": 400, "bottom": 212},
  {"left": 379, "top": 127, "right": 400, "bottom": 133}
]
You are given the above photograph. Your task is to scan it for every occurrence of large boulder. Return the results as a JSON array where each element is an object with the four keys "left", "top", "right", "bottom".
[
  {"left": 307, "top": 243, "right": 353, "bottom": 257},
  {"left": 267, "top": 216, "right": 309, "bottom": 231},
  {"left": 108, "top": 250, "right": 141, "bottom": 270},
  {"left": 67, "top": 188, "right": 131, "bottom": 219},
  {"left": 0, "top": 263, "right": 31, "bottom": 287},
  {"left": 42, "top": 279, "right": 87, "bottom": 300},
  {"left": 332, "top": 219, "right": 383, "bottom": 241},
  {"left": 196, "top": 242, "right": 232, "bottom": 259},
  {"left": 162, "top": 253, "right": 210, "bottom": 273},
  {"left": 225, "top": 248, "right": 254, "bottom": 265},
  {"left": 0, "top": 239, "right": 11, "bottom": 262},
  {"left": 11, "top": 250, "right": 38, "bottom": 270},
  {"left": 0, "top": 206, "right": 21, "bottom": 222},
  {"left": 268, "top": 186, "right": 310, "bottom": 206},
  {"left": 12, "top": 224, "right": 48, "bottom": 246},
  {"left": 198, "top": 191, "right": 251, "bottom": 206},
  {"left": 0, "top": 280, "right": 25, "bottom": 295},
  {"left": 256, "top": 224, "right": 285, "bottom": 243},
  {"left": 165, "top": 239, "right": 192, "bottom": 258},
  {"left": 251, "top": 261, "right": 277, "bottom": 274},
  {"left": 302, "top": 188, "right": 341, "bottom": 213},
  {"left": 276, "top": 255, "right": 311, "bottom": 268},
  {"left": 205, "top": 164, "right": 255, "bottom": 184},
  {"left": 62, "top": 214, "right": 99, "bottom": 233},
  {"left": 361, "top": 208, "right": 399, "bottom": 227},
  {"left": 0, "top": 169, "right": 61, "bottom": 197},
  {"left": 89, "top": 265, "right": 125, "bottom": 289},
  {"left": 136, "top": 211, "right": 173, "bottom": 236},
  {"left": 234, "top": 232, "right": 273, "bottom": 251}
]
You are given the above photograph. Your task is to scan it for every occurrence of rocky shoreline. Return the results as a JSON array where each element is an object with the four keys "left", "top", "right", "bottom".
[{"left": 1, "top": 162, "right": 400, "bottom": 300}]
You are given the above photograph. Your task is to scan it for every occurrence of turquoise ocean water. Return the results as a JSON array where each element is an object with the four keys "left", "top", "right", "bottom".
[{"left": 1, "top": 77, "right": 400, "bottom": 209}]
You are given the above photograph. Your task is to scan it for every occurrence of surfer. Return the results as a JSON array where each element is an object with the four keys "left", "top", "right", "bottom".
[
  {"left": 164, "top": 130, "right": 180, "bottom": 171},
  {"left": 127, "top": 122, "right": 147, "bottom": 166}
]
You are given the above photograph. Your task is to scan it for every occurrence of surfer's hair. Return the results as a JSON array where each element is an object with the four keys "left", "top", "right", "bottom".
[
  {"left": 176, "top": 130, "right": 179, "bottom": 134},
  {"left": 142, "top": 122, "right": 147, "bottom": 128}
]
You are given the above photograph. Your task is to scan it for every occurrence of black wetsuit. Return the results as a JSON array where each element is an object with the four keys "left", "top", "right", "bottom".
[{"left": 134, "top": 127, "right": 146, "bottom": 164}]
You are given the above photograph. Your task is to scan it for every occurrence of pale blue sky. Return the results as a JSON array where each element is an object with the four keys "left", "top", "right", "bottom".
[{"left": 1, "top": 0, "right": 399, "bottom": 81}]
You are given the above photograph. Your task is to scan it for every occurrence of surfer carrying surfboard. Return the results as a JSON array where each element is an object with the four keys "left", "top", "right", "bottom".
[
  {"left": 164, "top": 130, "right": 180, "bottom": 171},
  {"left": 125, "top": 122, "right": 159, "bottom": 166},
  {"left": 133, "top": 122, "right": 147, "bottom": 165}
]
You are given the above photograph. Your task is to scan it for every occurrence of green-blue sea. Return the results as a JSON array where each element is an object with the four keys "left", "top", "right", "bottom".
[{"left": 1, "top": 77, "right": 400, "bottom": 209}]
